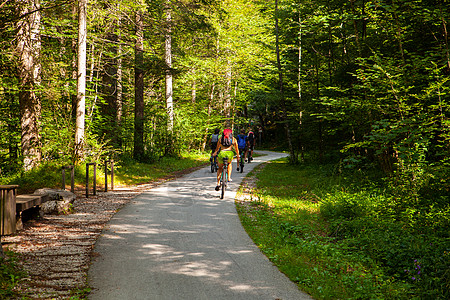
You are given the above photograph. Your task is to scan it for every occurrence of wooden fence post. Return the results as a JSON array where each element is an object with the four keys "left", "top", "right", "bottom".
[
  {"left": 86, "top": 163, "right": 97, "bottom": 197},
  {"left": 62, "top": 166, "right": 75, "bottom": 193},
  {"left": 104, "top": 160, "right": 114, "bottom": 192},
  {"left": 0, "top": 185, "right": 18, "bottom": 235}
]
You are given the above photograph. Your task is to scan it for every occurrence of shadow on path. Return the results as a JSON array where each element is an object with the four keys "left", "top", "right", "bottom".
[{"left": 88, "top": 151, "right": 312, "bottom": 300}]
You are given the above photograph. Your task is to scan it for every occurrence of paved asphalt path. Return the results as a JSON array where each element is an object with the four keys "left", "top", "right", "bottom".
[{"left": 88, "top": 151, "right": 312, "bottom": 300}]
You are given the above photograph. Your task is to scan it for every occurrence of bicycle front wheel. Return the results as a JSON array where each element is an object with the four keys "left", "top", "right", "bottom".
[
  {"left": 220, "top": 165, "right": 227, "bottom": 199},
  {"left": 221, "top": 179, "right": 225, "bottom": 199}
]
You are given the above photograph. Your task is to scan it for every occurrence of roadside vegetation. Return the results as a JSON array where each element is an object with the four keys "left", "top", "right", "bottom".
[{"left": 237, "top": 157, "right": 449, "bottom": 300}]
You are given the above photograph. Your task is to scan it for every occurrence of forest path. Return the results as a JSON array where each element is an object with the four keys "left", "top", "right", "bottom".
[{"left": 88, "top": 151, "right": 312, "bottom": 300}]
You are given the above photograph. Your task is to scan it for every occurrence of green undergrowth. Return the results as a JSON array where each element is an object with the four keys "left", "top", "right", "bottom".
[
  {"left": 236, "top": 158, "right": 449, "bottom": 299},
  {"left": 0, "top": 151, "right": 207, "bottom": 193},
  {"left": 0, "top": 251, "right": 27, "bottom": 299}
]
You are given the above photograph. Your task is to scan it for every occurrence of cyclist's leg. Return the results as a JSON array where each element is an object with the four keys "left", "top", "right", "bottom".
[
  {"left": 226, "top": 152, "right": 233, "bottom": 181},
  {"left": 215, "top": 151, "right": 226, "bottom": 190},
  {"left": 216, "top": 163, "right": 223, "bottom": 185}
]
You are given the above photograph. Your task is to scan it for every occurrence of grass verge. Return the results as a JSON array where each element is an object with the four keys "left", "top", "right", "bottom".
[{"left": 236, "top": 158, "right": 449, "bottom": 299}]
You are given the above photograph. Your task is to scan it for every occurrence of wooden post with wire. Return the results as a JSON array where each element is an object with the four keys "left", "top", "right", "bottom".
[
  {"left": 85, "top": 163, "right": 97, "bottom": 197},
  {"left": 104, "top": 159, "right": 114, "bottom": 192}
]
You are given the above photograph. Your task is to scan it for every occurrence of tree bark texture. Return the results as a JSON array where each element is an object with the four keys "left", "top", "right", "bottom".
[{"left": 16, "top": 0, "right": 42, "bottom": 171}]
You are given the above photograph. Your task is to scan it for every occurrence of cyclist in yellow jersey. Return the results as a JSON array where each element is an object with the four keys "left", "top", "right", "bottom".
[{"left": 212, "top": 128, "right": 240, "bottom": 191}]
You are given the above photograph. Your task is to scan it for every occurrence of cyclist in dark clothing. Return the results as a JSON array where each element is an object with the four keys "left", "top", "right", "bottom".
[
  {"left": 209, "top": 128, "right": 220, "bottom": 164},
  {"left": 236, "top": 129, "right": 247, "bottom": 168},
  {"left": 246, "top": 129, "right": 256, "bottom": 162}
]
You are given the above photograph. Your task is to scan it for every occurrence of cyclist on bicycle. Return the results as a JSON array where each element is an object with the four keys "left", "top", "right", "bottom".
[
  {"left": 212, "top": 128, "right": 240, "bottom": 191},
  {"left": 209, "top": 128, "right": 220, "bottom": 164},
  {"left": 236, "top": 129, "right": 247, "bottom": 170},
  {"left": 245, "top": 129, "right": 256, "bottom": 162}
]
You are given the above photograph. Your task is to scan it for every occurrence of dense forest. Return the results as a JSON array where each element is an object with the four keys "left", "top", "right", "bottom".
[
  {"left": 0, "top": 0, "right": 449, "bottom": 298},
  {"left": 1, "top": 0, "right": 449, "bottom": 172}
]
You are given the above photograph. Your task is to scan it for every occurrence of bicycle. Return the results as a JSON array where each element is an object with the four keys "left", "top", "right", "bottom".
[
  {"left": 246, "top": 150, "right": 252, "bottom": 163},
  {"left": 210, "top": 155, "right": 218, "bottom": 173},
  {"left": 237, "top": 149, "right": 244, "bottom": 173},
  {"left": 220, "top": 157, "right": 229, "bottom": 199}
]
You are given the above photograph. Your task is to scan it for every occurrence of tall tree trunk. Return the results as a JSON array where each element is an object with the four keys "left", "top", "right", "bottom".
[
  {"left": 71, "top": 3, "right": 78, "bottom": 121},
  {"left": 350, "top": 0, "right": 361, "bottom": 56},
  {"left": 101, "top": 7, "right": 119, "bottom": 148},
  {"left": 440, "top": 4, "right": 450, "bottom": 69},
  {"left": 275, "top": 0, "right": 297, "bottom": 164},
  {"left": 75, "top": 0, "right": 87, "bottom": 161},
  {"left": 164, "top": 0, "right": 174, "bottom": 155},
  {"left": 165, "top": 0, "right": 174, "bottom": 134},
  {"left": 224, "top": 60, "right": 232, "bottom": 128},
  {"left": 313, "top": 44, "right": 324, "bottom": 160},
  {"left": 116, "top": 12, "right": 123, "bottom": 146},
  {"left": 16, "top": 0, "right": 42, "bottom": 171},
  {"left": 298, "top": 7, "right": 304, "bottom": 161},
  {"left": 133, "top": 4, "right": 145, "bottom": 160}
]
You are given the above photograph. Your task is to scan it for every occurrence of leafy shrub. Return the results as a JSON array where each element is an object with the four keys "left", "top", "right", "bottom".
[{"left": 319, "top": 187, "right": 449, "bottom": 299}]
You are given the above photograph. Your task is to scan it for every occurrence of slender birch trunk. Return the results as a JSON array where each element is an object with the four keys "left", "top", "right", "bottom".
[
  {"left": 225, "top": 60, "right": 232, "bottom": 127},
  {"left": 165, "top": 0, "right": 174, "bottom": 134},
  {"left": 75, "top": 0, "right": 87, "bottom": 161}
]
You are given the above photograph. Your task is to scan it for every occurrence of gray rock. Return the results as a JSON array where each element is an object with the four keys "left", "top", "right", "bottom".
[
  {"left": 41, "top": 201, "right": 58, "bottom": 214},
  {"left": 34, "top": 188, "right": 76, "bottom": 214}
]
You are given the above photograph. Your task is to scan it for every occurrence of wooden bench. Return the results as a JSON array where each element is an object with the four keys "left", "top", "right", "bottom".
[
  {"left": 15, "top": 194, "right": 48, "bottom": 231},
  {"left": 16, "top": 194, "right": 45, "bottom": 212},
  {"left": 1, "top": 185, "right": 50, "bottom": 234}
]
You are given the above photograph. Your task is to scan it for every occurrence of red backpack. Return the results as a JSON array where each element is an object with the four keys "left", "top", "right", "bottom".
[{"left": 221, "top": 129, "right": 233, "bottom": 146}]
